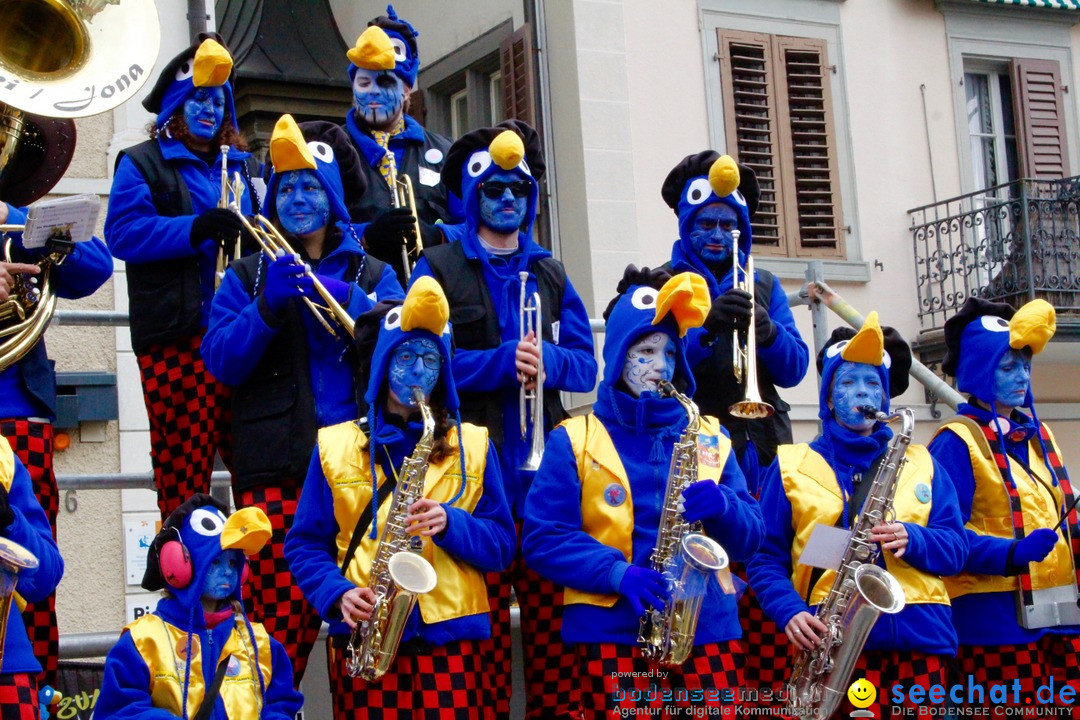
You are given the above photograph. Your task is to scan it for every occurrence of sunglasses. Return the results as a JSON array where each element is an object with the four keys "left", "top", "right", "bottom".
[{"left": 479, "top": 180, "right": 532, "bottom": 200}]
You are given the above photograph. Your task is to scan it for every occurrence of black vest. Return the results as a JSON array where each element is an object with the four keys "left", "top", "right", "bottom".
[
  {"left": 228, "top": 249, "right": 387, "bottom": 493},
  {"left": 422, "top": 242, "right": 567, "bottom": 448},
  {"left": 661, "top": 262, "right": 792, "bottom": 468},
  {"left": 116, "top": 140, "right": 259, "bottom": 354}
]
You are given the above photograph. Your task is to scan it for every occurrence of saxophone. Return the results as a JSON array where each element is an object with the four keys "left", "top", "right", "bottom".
[
  {"left": 346, "top": 388, "right": 439, "bottom": 680},
  {"left": 638, "top": 380, "right": 731, "bottom": 667},
  {"left": 786, "top": 406, "right": 913, "bottom": 716}
]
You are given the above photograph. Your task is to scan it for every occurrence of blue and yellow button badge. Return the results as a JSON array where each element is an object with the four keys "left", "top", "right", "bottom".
[{"left": 847, "top": 678, "right": 877, "bottom": 717}]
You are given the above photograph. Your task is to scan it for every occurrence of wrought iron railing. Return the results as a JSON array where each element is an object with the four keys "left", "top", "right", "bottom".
[{"left": 910, "top": 177, "right": 1080, "bottom": 332}]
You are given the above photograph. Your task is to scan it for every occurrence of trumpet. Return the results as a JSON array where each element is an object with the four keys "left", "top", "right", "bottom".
[
  {"left": 728, "top": 233, "right": 775, "bottom": 420},
  {"left": 518, "top": 271, "right": 545, "bottom": 472},
  {"left": 223, "top": 180, "right": 355, "bottom": 339},
  {"left": 383, "top": 151, "right": 424, "bottom": 283},
  {"left": 215, "top": 145, "right": 242, "bottom": 290}
]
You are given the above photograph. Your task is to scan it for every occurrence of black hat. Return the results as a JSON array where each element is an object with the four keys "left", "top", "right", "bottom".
[
  {"left": 299, "top": 120, "right": 368, "bottom": 204},
  {"left": 816, "top": 324, "right": 913, "bottom": 398},
  {"left": 442, "top": 119, "right": 545, "bottom": 198},
  {"left": 141, "top": 493, "right": 228, "bottom": 592},
  {"left": 660, "top": 151, "right": 760, "bottom": 220},
  {"left": 941, "top": 297, "right": 1016, "bottom": 378},
  {"left": 0, "top": 114, "right": 76, "bottom": 206}
]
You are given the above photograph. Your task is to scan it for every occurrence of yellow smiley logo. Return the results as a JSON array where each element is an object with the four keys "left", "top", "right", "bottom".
[{"left": 847, "top": 678, "right": 876, "bottom": 709}]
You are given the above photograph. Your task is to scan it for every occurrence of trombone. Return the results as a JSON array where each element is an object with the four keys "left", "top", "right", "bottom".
[
  {"left": 215, "top": 145, "right": 242, "bottom": 290},
  {"left": 518, "top": 271, "right": 545, "bottom": 472},
  {"left": 729, "top": 230, "right": 775, "bottom": 420},
  {"left": 383, "top": 151, "right": 424, "bottom": 283},
  {"left": 222, "top": 175, "right": 355, "bottom": 339}
]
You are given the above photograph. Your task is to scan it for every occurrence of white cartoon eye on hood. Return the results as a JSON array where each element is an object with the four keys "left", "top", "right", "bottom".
[
  {"left": 517, "top": 159, "right": 533, "bottom": 177},
  {"left": 384, "top": 307, "right": 403, "bottom": 330},
  {"left": 826, "top": 340, "right": 848, "bottom": 358},
  {"left": 175, "top": 59, "right": 194, "bottom": 82},
  {"left": 981, "top": 316, "right": 1010, "bottom": 333},
  {"left": 309, "top": 141, "right": 334, "bottom": 164},
  {"left": 467, "top": 151, "right": 492, "bottom": 178},
  {"left": 882, "top": 351, "right": 892, "bottom": 369},
  {"left": 631, "top": 286, "right": 658, "bottom": 311},
  {"left": 189, "top": 507, "right": 227, "bottom": 537},
  {"left": 390, "top": 37, "right": 408, "bottom": 63},
  {"left": 685, "top": 178, "right": 713, "bottom": 206}
]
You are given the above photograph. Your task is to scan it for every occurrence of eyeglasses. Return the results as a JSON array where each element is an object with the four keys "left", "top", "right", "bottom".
[
  {"left": 479, "top": 180, "right": 532, "bottom": 200},
  {"left": 393, "top": 350, "right": 442, "bottom": 370}
]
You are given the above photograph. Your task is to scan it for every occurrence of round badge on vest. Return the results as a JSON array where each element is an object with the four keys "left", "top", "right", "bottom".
[
  {"left": 425, "top": 148, "right": 444, "bottom": 164},
  {"left": 915, "top": 482, "right": 931, "bottom": 504},
  {"left": 226, "top": 654, "right": 242, "bottom": 677},
  {"left": 604, "top": 483, "right": 626, "bottom": 507}
]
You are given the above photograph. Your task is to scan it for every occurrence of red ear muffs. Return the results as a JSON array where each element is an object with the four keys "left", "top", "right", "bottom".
[
  {"left": 159, "top": 539, "right": 193, "bottom": 589},
  {"left": 240, "top": 562, "right": 250, "bottom": 586}
]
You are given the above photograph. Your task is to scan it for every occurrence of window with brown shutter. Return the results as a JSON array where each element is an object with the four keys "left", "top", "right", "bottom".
[
  {"left": 716, "top": 29, "right": 845, "bottom": 258},
  {"left": 499, "top": 23, "right": 536, "bottom": 128},
  {"left": 1011, "top": 57, "right": 1069, "bottom": 180}
]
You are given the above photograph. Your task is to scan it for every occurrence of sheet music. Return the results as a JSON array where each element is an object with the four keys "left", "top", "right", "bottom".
[{"left": 22, "top": 194, "right": 101, "bottom": 249}]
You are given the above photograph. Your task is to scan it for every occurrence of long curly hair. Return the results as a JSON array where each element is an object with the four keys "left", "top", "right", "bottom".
[{"left": 147, "top": 112, "right": 248, "bottom": 152}]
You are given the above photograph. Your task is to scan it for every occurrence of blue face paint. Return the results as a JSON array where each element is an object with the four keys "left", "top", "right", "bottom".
[
  {"left": 829, "top": 362, "right": 884, "bottom": 434},
  {"left": 183, "top": 86, "right": 225, "bottom": 141},
  {"left": 689, "top": 203, "right": 739, "bottom": 266},
  {"left": 275, "top": 169, "right": 330, "bottom": 236},
  {"left": 478, "top": 170, "right": 529, "bottom": 234},
  {"left": 621, "top": 331, "right": 676, "bottom": 398},
  {"left": 352, "top": 68, "right": 406, "bottom": 128},
  {"left": 201, "top": 549, "right": 242, "bottom": 601},
  {"left": 994, "top": 348, "right": 1031, "bottom": 410},
  {"left": 389, "top": 338, "right": 442, "bottom": 408}
]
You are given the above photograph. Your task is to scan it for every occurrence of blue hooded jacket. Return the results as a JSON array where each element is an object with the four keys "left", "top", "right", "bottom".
[{"left": 523, "top": 273, "right": 763, "bottom": 646}]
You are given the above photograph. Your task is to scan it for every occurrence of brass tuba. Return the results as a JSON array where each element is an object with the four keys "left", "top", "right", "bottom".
[
  {"left": 0, "top": 0, "right": 159, "bottom": 370},
  {"left": 347, "top": 387, "right": 438, "bottom": 680},
  {"left": 728, "top": 231, "right": 775, "bottom": 420},
  {"left": 518, "top": 271, "right": 544, "bottom": 471}
]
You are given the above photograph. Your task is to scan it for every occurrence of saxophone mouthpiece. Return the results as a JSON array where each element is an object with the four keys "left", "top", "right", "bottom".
[{"left": 858, "top": 405, "right": 885, "bottom": 422}]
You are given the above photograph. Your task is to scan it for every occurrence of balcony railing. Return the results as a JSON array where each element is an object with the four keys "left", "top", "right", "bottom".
[{"left": 909, "top": 177, "right": 1080, "bottom": 333}]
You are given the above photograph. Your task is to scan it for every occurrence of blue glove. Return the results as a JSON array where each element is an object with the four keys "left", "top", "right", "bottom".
[
  {"left": 619, "top": 566, "right": 669, "bottom": 615},
  {"left": 263, "top": 253, "right": 312, "bottom": 315},
  {"left": 1012, "top": 528, "right": 1059, "bottom": 567},
  {"left": 316, "top": 275, "right": 350, "bottom": 303},
  {"left": 679, "top": 480, "right": 729, "bottom": 525}
]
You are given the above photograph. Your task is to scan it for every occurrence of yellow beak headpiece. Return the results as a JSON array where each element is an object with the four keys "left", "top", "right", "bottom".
[
  {"left": 193, "top": 38, "right": 233, "bottom": 88},
  {"left": 348, "top": 26, "right": 397, "bottom": 71},
  {"left": 401, "top": 276, "right": 450, "bottom": 335},
  {"left": 653, "top": 272, "right": 711, "bottom": 338},
  {"left": 841, "top": 311, "right": 885, "bottom": 366},
  {"left": 269, "top": 114, "right": 316, "bottom": 173}
]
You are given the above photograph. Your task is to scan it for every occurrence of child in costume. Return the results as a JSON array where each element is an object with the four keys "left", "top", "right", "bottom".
[
  {"left": 284, "top": 277, "right": 515, "bottom": 720},
  {"left": 410, "top": 121, "right": 597, "bottom": 718},
  {"left": 203, "top": 114, "right": 402, "bottom": 683},
  {"left": 105, "top": 35, "right": 259, "bottom": 519},
  {"left": 96, "top": 494, "right": 302, "bottom": 719},
  {"left": 927, "top": 298, "right": 1080, "bottom": 705},
  {"left": 746, "top": 315, "right": 967, "bottom": 718},
  {"left": 0, "top": 435, "right": 63, "bottom": 715},
  {"left": 522, "top": 268, "right": 763, "bottom": 717}
]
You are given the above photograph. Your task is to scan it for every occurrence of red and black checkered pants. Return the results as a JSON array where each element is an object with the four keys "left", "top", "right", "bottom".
[
  {"left": 0, "top": 420, "right": 57, "bottom": 690},
  {"left": 326, "top": 637, "right": 486, "bottom": 720},
  {"left": 835, "top": 650, "right": 947, "bottom": 718},
  {"left": 136, "top": 334, "right": 231, "bottom": 519},
  {"left": 482, "top": 523, "right": 580, "bottom": 718},
  {"left": 958, "top": 635, "right": 1080, "bottom": 709},
  {"left": 235, "top": 484, "right": 322, "bottom": 686},
  {"left": 0, "top": 673, "right": 38, "bottom": 720},
  {"left": 578, "top": 640, "right": 743, "bottom": 719},
  {"left": 733, "top": 562, "right": 789, "bottom": 707}
]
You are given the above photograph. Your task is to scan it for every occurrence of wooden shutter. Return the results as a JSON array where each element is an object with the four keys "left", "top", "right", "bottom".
[
  {"left": 774, "top": 36, "right": 844, "bottom": 257},
  {"left": 717, "top": 30, "right": 784, "bottom": 252},
  {"left": 716, "top": 30, "right": 845, "bottom": 258},
  {"left": 1012, "top": 58, "right": 1069, "bottom": 179},
  {"left": 407, "top": 88, "right": 427, "bottom": 126},
  {"left": 500, "top": 23, "right": 536, "bottom": 128}
]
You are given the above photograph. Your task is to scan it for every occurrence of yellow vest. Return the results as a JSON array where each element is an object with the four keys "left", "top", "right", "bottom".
[
  {"left": 559, "top": 414, "right": 731, "bottom": 608},
  {"left": 125, "top": 612, "right": 273, "bottom": 719},
  {"left": 934, "top": 419, "right": 1074, "bottom": 597},
  {"left": 317, "top": 420, "right": 490, "bottom": 624},
  {"left": 777, "top": 443, "right": 949, "bottom": 607}
]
